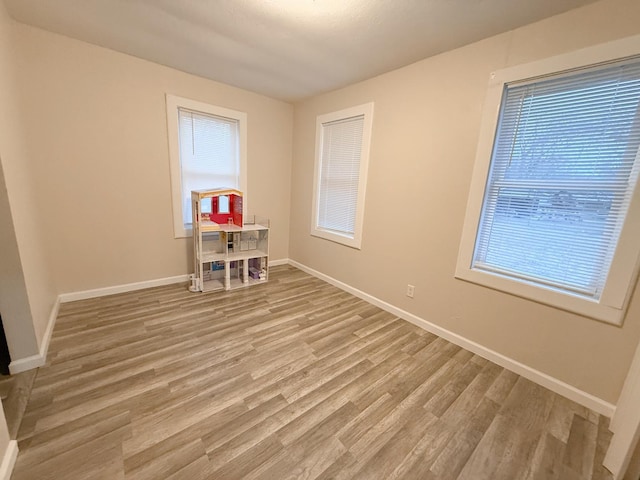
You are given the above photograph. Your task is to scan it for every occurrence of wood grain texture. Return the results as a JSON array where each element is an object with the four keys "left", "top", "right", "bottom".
[
  {"left": 12, "top": 265, "right": 613, "bottom": 479},
  {"left": 0, "top": 369, "right": 37, "bottom": 439}
]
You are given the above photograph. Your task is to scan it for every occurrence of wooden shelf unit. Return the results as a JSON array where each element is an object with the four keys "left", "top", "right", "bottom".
[{"left": 190, "top": 188, "right": 269, "bottom": 293}]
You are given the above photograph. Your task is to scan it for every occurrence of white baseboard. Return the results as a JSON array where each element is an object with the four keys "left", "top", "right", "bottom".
[
  {"left": 58, "top": 274, "right": 190, "bottom": 303},
  {"left": 59, "top": 264, "right": 295, "bottom": 303},
  {"left": 9, "top": 295, "right": 60, "bottom": 374},
  {"left": 269, "top": 258, "right": 290, "bottom": 267},
  {"left": 0, "top": 440, "right": 18, "bottom": 480},
  {"left": 7, "top": 265, "right": 286, "bottom": 374},
  {"left": 27, "top": 268, "right": 293, "bottom": 371},
  {"left": 288, "top": 259, "right": 616, "bottom": 417},
  {"left": 9, "top": 353, "right": 44, "bottom": 375},
  {"left": 39, "top": 296, "right": 59, "bottom": 361},
  {"left": 8, "top": 276, "right": 189, "bottom": 373},
  {"left": 9, "top": 261, "right": 615, "bottom": 416}
]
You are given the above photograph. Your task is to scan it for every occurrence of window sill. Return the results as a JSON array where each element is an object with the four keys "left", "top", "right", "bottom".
[
  {"left": 311, "top": 228, "right": 362, "bottom": 250},
  {"left": 454, "top": 266, "right": 627, "bottom": 326}
]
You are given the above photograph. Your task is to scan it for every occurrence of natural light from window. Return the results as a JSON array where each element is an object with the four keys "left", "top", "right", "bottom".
[
  {"left": 166, "top": 94, "right": 247, "bottom": 238},
  {"left": 456, "top": 38, "right": 640, "bottom": 325},
  {"left": 474, "top": 69, "right": 640, "bottom": 298}
]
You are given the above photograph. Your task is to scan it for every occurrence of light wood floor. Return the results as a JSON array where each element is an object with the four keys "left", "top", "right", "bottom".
[
  {"left": 12, "top": 265, "right": 613, "bottom": 479},
  {"left": 0, "top": 369, "right": 37, "bottom": 439}
]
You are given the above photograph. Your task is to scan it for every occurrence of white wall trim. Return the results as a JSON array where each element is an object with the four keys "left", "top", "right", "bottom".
[
  {"left": 455, "top": 36, "right": 640, "bottom": 326},
  {"left": 9, "top": 296, "right": 61, "bottom": 374},
  {"left": 269, "top": 258, "right": 290, "bottom": 267},
  {"left": 311, "top": 103, "right": 374, "bottom": 250},
  {"left": 5, "top": 263, "right": 616, "bottom": 416},
  {"left": 39, "top": 296, "right": 59, "bottom": 360},
  {"left": 59, "top": 274, "right": 190, "bottom": 303},
  {"left": 9, "top": 275, "right": 190, "bottom": 374},
  {"left": 166, "top": 94, "right": 248, "bottom": 239},
  {"left": 288, "top": 259, "right": 616, "bottom": 417},
  {"left": 9, "top": 354, "right": 44, "bottom": 375},
  {"left": 6, "top": 265, "right": 289, "bottom": 374},
  {"left": 604, "top": 334, "right": 640, "bottom": 479},
  {"left": 0, "top": 440, "right": 18, "bottom": 480}
]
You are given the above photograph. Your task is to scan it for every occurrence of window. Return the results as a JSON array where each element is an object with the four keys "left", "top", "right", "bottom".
[
  {"left": 456, "top": 36, "right": 640, "bottom": 325},
  {"left": 217, "top": 195, "right": 230, "bottom": 214},
  {"left": 166, "top": 94, "right": 247, "bottom": 237},
  {"left": 311, "top": 103, "right": 374, "bottom": 249}
]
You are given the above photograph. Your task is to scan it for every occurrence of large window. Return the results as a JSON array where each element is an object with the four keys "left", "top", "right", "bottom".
[
  {"left": 311, "top": 103, "right": 374, "bottom": 249},
  {"left": 456, "top": 37, "right": 640, "bottom": 325},
  {"left": 166, "top": 94, "right": 247, "bottom": 237}
]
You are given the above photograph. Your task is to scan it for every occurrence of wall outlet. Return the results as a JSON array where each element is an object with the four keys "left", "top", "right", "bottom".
[{"left": 406, "top": 284, "right": 415, "bottom": 298}]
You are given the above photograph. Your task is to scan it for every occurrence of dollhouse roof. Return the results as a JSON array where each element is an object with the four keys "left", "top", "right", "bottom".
[{"left": 191, "top": 187, "right": 243, "bottom": 198}]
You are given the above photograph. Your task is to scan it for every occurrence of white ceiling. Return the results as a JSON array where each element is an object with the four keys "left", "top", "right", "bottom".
[{"left": 4, "top": 0, "right": 599, "bottom": 102}]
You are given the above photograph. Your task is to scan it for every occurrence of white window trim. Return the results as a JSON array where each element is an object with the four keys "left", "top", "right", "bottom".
[
  {"left": 455, "top": 34, "right": 640, "bottom": 325},
  {"left": 166, "top": 94, "right": 247, "bottom": 238},
  {"left": 310, "top": 103, "right": 374, "bottom": 249}
]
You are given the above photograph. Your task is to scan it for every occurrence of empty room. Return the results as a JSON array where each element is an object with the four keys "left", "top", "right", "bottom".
[{"left": 0, "top": 0, "right": 640, "bottom": 479}]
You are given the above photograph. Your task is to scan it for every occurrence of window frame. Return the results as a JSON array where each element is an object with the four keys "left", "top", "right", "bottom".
[
  {"left": 166, "top": 94, "right": 247, "bottom": 238},
  {"left": 310, "top": 103, "right": 374, "bottom": 249},
  {"left": 455, "top": 35, "right": 640, "bottom": 325}
]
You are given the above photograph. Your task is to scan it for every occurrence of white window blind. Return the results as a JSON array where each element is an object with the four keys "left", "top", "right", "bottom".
[
  {"left": 473, "top": 58, "right": 640, "bottom": 299},
  {"left": 317, "top": 115, "right": 365, "bottom": 236},
  {"left": 178, "top": 108, "right": 239, "bottom": 225}
]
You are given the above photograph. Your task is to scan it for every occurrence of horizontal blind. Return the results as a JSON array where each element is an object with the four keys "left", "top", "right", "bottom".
[
  {"left": 178, "top": 108, "right": 239, "bottom": 225},
  {"left": 473, "top": 58, "right": 640, "bottom": 298},
  {"left": 317, "top": 115, "right": 364, "bottom": 236}
]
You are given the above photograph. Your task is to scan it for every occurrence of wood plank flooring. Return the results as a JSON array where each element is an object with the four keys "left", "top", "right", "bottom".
[
  {"left": 12, "top": 265, "right": 613, "bottom": 479},
  {"left": 0, "top": 369, "right": 37, "bottom": 439}
]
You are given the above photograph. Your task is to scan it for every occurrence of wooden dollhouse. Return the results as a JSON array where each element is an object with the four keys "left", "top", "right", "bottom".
[
  {"left": 191, "top": 187, "right": 244, "bottom": 230},
  {"left": 190, "top": 188, "right": 269, "bottom": 292}
]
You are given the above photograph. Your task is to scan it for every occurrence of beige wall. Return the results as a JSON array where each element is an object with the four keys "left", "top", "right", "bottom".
[
  {"left": 0, "top": 161, "right": 38, "bottom": 359},
  {"left": 10, "top": 22, "right": 293, "bottom": 294},
  {"left": 0, "top": 1, "right": 48, "bottom": 357},
  {"left": 0, "top": 1, "right": 34, "bottom": 469},
  {"left": 0, "top": 399, "right": 10, "bottom": 470},
  {"left": 2, "top": 0, "right": 639, "bottom": 406},
  {"left": 290, "top": 0, "right": 640, "bottom": 404}
]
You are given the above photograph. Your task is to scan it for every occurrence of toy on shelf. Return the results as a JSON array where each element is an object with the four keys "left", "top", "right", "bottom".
[{"left": 191, "top": 187, "right": 243, "bottom": 231}]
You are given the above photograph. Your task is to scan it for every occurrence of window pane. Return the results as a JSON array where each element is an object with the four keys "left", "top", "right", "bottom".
[
  {"left": 178, "top": 108, "right": 239, "bottom": 225},
  {"left": 218, "top": 195, "right": 230, "bottom": 214},
  {"left": 317, "top": 116, "right": 364, "bottom": 236},
  {"left": 473, "top": 59, "right": 640, "bottom": 297}
]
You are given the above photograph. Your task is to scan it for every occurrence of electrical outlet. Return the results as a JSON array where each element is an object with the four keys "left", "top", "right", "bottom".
[{"left": 406, "top": 284, "right": 415, "bottom": 298}]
